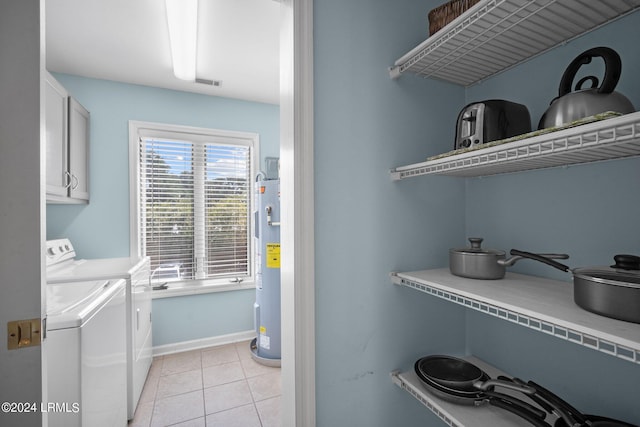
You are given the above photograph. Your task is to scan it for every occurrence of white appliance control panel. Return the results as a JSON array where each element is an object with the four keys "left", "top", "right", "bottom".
[{"left": 46, "top": 238, "right": 77, "bottom": 266}]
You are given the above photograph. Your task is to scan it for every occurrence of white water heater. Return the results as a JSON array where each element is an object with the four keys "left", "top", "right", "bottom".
[{"left": 251, "top": 178, "right": 281, "bottom": 366}]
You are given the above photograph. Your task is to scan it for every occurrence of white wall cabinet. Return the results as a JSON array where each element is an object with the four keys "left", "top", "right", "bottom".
[
  {"left": 67, "top": 97, "right": 90, "bottom": 201},
  {"left": 45, "top": 72, "right": 90, "bottom": 204},
  {"left": 45, "top": 73, "right": 68, "bottom": 198}
]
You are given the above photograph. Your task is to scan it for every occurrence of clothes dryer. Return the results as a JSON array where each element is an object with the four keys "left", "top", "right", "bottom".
[
  {"left": 46, "top": 238, "right": 152, "bottom": 419},
  {"left": 46, "top": 278, "right": 127, "bottom": 427}
]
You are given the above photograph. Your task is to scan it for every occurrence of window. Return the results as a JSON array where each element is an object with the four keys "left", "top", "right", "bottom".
[{"left": 129, "top": 121, "right": 258, "bottom": 292}]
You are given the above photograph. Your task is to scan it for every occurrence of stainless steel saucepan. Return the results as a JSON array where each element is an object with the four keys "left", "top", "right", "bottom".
[{"left": 449, "top": 238, "right": 569, "bottom": 280}]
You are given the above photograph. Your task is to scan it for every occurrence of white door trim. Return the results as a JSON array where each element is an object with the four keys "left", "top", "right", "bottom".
[
  {"left": 0, "top": 1, "right": 46, "bottom": 426},
  {"left": 279, "top": 0, "right": 315, "bottom": 426}
]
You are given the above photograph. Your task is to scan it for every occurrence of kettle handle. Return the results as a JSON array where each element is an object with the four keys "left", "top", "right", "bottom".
[
  {"left": 574, "top": 75, "right": 599, "bottom": 91},
  {"left": 558, "top": 47, "right": 622, "bottom": 96}
]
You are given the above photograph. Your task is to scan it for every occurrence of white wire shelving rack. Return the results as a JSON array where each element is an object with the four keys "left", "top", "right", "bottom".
[
  {"left": 389, "top": 0, "right": 640, "bottom": 85},
  {"left": 391, "top": 269, "right": 640, "bottom": 365},
  {"left": 388, "top": 2, "right": 640, "bottom": 421},
  {"left": 390, "top": 111, "right": 640, "bottom": 180}
]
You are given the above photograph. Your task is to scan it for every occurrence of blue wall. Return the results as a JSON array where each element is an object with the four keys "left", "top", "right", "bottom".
[
  {"left": 152, "top": 290, "right": 255, "bottom": 346},
  {"left": 314, "top": 1, "right": 468, "bottom": 426},
  {"left": 314, "top": 1, "right": 640, "bottom": 426},
  {"left": 45, "top": 75, "right": 279, "bottom": 347}
]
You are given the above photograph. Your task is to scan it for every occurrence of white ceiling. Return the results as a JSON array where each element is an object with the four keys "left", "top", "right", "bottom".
[{"left": 46, "top": 0, "right": 281, "bottom": 105}]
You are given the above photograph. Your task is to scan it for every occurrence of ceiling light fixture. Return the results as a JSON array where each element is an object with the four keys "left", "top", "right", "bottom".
[{"left": 165, "top": 0, "right": 198, "bottom": 81}]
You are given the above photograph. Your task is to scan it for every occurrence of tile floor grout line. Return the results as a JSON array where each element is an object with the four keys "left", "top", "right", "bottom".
[{"left": 130, "top": 340, "right": 280, "bottom": 427}]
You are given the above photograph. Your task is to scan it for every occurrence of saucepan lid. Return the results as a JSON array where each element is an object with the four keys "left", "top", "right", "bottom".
[
  {"left": 573, "top": 268, "right": 640, "bottom": 289},
  {"left": 450, "top": 237, "right": 505, "bottom": 256},
  {"left": 574, "top": 254, "right": 640, "bottom": 289}
]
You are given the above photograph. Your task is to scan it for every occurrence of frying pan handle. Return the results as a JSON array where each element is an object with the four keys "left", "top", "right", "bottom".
[
  {"left": 499, "top": 376, "right": 556, "bottom": 414},
  {"left": 474, "top": 379, "right": 536, "bottom": 394},
  {"left": 488, "top": 397, "right": 551, "bottom": 427},
  {"left": 484, "top": 390, "right": 548, "bottom": 420},
  {"left": 477, "top": 378, "right": 552, "bottom": 424},
  {"left": 510, "top": 250, "right": 571, "bottom": 272},
  {"left": 558, "top": 46, "right": 622, "bottom": 96},
  {"left": 527, "top": 380, "right": 588, "bottom": 426}
]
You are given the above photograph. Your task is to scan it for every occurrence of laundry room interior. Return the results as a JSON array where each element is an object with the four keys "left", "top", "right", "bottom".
[
  {"left": 44, "top": 0, "right": 283, "bottom": 425},
  {"left": 1, "top": 1, "right": 640, "bottom": 427}
]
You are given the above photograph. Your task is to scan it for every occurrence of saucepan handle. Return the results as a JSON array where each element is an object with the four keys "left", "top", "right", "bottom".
[
  {"left": 509, "top": 250, "right": 571, "bottom": 272},
  {"left": 499, "top": 252, "right": 569, "bottom": 267}
]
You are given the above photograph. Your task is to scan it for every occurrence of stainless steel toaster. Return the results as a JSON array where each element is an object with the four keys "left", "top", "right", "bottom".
[{"left": 454, "top": 100, "right": 531, "bottom": 150}]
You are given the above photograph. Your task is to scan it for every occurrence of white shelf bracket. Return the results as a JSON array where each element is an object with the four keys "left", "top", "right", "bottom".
[
  {"left": 388, "top": 66, "right": 402, "bottom": 80},
  {"left": 389, "top": 272, "right": 402, "bottom": 285},
  {"left": 390, "top": 370, "right": 403, "bottom": 387}
]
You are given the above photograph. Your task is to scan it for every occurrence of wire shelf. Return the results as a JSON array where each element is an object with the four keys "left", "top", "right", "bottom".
[
  {"left": 390, "top": 111, "right": 640, "bottom": 180},
  {"left": 390, "top": 371, "right": 463, "bottom": 427},
  {"left": 390, "top": 0, "right": 640, "bottom": 85},
  {"left": 391, "top": 270, "right": 640, "bottom": 365}
]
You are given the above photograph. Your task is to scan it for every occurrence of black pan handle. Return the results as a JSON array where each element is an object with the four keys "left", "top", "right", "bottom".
[
  {"left": 501, "top": 376, "right": 556, "bottom": 415},
  {"left": 527, "top": 380, "right": 587, "bottom": 426},
  {"left": 488, "top": 397, "right": 551, "bottom": 427},
  {"left": 475, "top": 378, "right": 536, "bottom": 394},
  {"left": 510, "top": 250, "right": 571, "bottom": 272},
  {"left": 484, "top": 390, "right": 548, "bottom": 420},
  {"left": 558, "top": 46, "right": 622, "bottom": 96}
]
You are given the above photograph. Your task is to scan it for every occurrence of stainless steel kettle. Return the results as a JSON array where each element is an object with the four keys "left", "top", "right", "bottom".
[{"left": 538, "top": 47, "right": 635, "bottom": 129}]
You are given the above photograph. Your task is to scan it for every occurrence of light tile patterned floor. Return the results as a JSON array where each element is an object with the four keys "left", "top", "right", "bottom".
[{"left": 129, "top": 340, "right": 281, "bottom": 427}]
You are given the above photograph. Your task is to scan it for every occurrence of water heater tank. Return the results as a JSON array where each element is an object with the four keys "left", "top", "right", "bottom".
[{"left": 251, "top": 178, "right": 281, "bottom": 366}]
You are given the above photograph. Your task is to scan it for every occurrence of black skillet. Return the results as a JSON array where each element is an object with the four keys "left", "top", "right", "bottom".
[{"left": 415, "top": 356, "right": 550, "bottom": 427}]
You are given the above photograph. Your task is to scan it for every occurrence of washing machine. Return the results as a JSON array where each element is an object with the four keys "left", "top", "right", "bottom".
[
  {"left": 46, "top": 278, "right": 127, "bottom": 427},
  {"left": 46, "top": 238, "right": 152, "bottom": 419}
]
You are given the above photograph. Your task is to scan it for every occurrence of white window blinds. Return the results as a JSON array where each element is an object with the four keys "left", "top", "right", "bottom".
[{"left": 138, "top": 136, "right": 252, "bottom": 283}]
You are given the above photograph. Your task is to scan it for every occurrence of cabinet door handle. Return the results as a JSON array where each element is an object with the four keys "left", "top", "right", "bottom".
[
  {"left": 71, "top": 174, "right": 79, "bottom": 190},
  {"left": 64, "top": 171, "right": 72, "bottom": 189}
]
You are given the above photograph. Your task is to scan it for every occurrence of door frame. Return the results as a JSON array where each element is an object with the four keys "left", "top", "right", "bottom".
[
  {"left": 279, "top": 0, "right": 315, "bottom": 426},
  {"left": 0, "top": 1, "right": 46, "bottom": 426}
]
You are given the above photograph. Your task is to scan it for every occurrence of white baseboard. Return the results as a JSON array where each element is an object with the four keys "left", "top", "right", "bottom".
[{"left": 152, "top": 330, "right": 255, "bottom": 357}]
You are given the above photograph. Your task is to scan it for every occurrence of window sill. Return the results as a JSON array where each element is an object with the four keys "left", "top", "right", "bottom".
[{"left": 151, "top": 280, "right": 256, "bottom": 299}]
